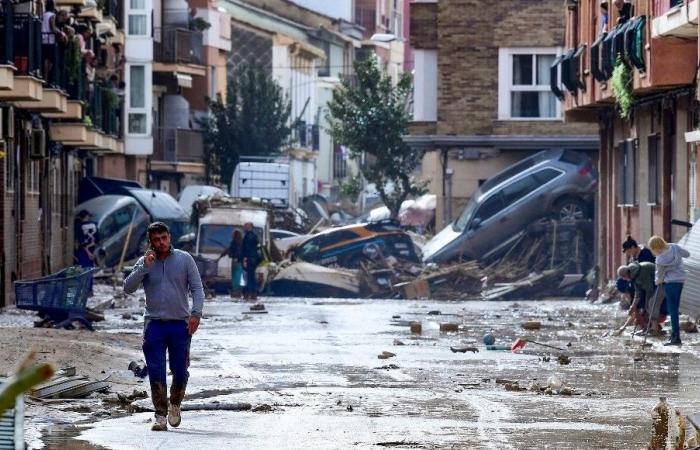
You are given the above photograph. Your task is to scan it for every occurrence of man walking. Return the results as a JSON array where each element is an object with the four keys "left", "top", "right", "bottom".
[
  {"left": 124, "top": 222, "right": 204, "bottom": 431},
  {"left": 241, "top": 222, "right": 260, "bottom": 300}
]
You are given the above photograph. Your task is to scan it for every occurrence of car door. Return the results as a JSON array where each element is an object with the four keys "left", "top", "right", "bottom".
[
  {"left": 97, "top": 213, "right": 119, "bottom": 267},
  {"left": 500, "top": 173, "right": 541, "bottom": 233},
  {"left": 464, "top": 192, "right": 506, "bottom": 257}
]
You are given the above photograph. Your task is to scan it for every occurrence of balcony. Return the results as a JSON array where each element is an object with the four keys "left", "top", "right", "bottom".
[
  {"left": 558, "top": 1, "right": 697, "bottom": 119},
  {"left": 153, "top": 127, "right": 204, "bottom": 163},
  {"left": 153, "top": 27, "right": 205, "bottom": 76},
  {"left": 87, "top": 83, "right": 123, "bottom": 138},
  {"left": 652, "top": 0, "right": 698, "bottom": 38},
  {"left": 0, "top": 11, "right": 43, "bottom": 101}
]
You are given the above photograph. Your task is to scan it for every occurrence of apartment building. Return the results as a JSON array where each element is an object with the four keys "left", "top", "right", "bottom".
[
  {"left": 1, "top": 0, "right": 126, "bottom": 305},
  {"left": 557, "top": 0, "right": 699, "bottom": 282},
  {"left": 406, "top": 0, "right": 599, "bottom": 231}
]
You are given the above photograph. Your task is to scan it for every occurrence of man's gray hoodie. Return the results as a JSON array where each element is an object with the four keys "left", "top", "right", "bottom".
[
  {"left": 655, "top": 243, "right": 690, "bottom": 285},
  {"left": 124, "top": 249, "right": 204, "bottom": 321}
]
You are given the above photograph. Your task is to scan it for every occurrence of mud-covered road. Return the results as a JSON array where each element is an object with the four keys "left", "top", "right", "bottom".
[{"left": 32, "top": 296, "right": 700, "bottom": 449}]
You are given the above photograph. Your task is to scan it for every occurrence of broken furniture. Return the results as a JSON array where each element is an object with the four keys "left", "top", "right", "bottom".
[{"left": 14, "top": 267, "right": 98, "bottom": 331}]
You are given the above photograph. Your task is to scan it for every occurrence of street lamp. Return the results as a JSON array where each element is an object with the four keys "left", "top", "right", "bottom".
[{"left": 370, "top": 33, "right": 397, "bottom": 43}]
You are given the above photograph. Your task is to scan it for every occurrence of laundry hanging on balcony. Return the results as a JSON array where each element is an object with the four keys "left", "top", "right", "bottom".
[
  {"left": 590, "top": 33, "right": 608, "bottom": 82},
  {"left": 624, "top": 16, "right": 646, "bottom": 72}
]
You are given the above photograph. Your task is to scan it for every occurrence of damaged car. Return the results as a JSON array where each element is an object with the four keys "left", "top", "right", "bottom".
[
  {"left": 423, "top": 149, "right": 597, "bottom": 263},
  {"left": 289, "top": 220, "right": 421, "bottom": 269}
]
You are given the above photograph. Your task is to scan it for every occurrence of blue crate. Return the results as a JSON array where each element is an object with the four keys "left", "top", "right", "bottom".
[{"left": 13, "top": 267, "right": 97, "bottom": 314}]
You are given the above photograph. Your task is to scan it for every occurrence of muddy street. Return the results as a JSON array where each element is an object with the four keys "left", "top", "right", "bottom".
[{"left": 47, "top": 296, "right": 700, "bottom": 450}]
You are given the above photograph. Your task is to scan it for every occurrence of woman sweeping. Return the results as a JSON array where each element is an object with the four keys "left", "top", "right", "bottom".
[{"left": 648, "top": 236, "right": 690, "bottom": 346}]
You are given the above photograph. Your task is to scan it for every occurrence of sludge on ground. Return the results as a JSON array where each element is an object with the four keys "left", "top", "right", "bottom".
[{"left": 36, "top": 296, "right": 700, "bottom": 449}]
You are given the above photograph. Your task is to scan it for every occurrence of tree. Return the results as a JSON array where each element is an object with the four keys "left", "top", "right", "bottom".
[
  {"left": 200, "top": 65, "right": 292, "bottom": 189},
  {"left": 326, "top": 58, "right": 425, "bottom": 218}
]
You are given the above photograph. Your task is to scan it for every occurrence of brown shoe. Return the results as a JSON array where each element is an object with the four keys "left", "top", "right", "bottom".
[{"left": 151, "top": 415, "right": 168, "bottom": 431}]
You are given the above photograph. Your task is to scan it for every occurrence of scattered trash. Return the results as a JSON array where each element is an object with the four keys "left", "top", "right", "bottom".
[
  {"left": 252, "top": 404, "right": 273, "bottom": 412},
  {"left": 250, "top": 303, "right": 266, "bottom": 312},
  {"left": 427, "top": 310, "right": 442, "bottom": 316},
  {"left": 374, "top": 364, "right": 400, "bottom": 370},
  {"left": 557, "top": 355, "right": 571, "bottom": 365},
  {"left": 649, "top": 397, "right": 670, "bottom": 450},
  {"left": 449, "top": 346, "right": 478, "bottom": 354},
  {"left": 482, "top": 333, "right": 495, "bottom": 346},
  {"left": 128, "top": 361, "right": 148, "bottom": 379},
  {"left": 485, "top": 345, "right": 511, "bottom": 351},
  {"left": 393, "top": 339, "right": 405, "bottom": 346},
  {"left": 410, "top": 322, "right": 422, "bottom": 334},
  {"left": 346, "top": 405, "right": 353, "bottom": 412},
  {"left": 439, "top": 323, "right": 459, "bottom": 332},
  {"left": 31, "top": 371, "right": 110, "bottom": 399},
  {"left": 378, "top": 351, "right": 396, "bottom": 360},
  {"left": 521, "top": 321, "right": 542, "bottom": 330},
  {"left": 511, "top": 338, "right": 565, "bottom": 352}
]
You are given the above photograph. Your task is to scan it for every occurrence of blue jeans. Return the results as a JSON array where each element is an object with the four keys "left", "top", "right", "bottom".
[
  {"left": 663, "top": 282, "right": 684, "bottom": 339},
  {"left": 143, "top": 320, "right": 191, "bottom": 415},
  {"left": 77, "top": 248, "right": 95, "bottom": 293}
]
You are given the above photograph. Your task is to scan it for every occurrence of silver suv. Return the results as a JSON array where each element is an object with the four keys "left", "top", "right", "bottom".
[{"left": 422, "top": 149, "right": 597, "bottom": 263}]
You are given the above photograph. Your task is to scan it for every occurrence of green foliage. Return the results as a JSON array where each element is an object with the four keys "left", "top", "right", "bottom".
[
  {"left": 65, "top": 37, "right": 81, "bottom": 84},
  {"left": 199, "top": 65, "right": 292, "bottom": 188},
  {"left": 337, "top": 174, "right": 363, "bottom": 202},
  {"left": 103, "top": 88, "right": 119, "bottom": 109},
  {"left": 611, "top": 58, "right": 633, "bottom": 120},
  {"left": 84, "top": 115, "right": 93, "bottom": 127},
  {"left": 326, "top": 58, "right": 424, "bottom": 218},
  {"left": 189, "top": 17, "right": 211, "bottom": 31}
]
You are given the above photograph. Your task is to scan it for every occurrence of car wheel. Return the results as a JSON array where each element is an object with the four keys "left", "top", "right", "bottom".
[{"left": 556, "top": 198, "right": 588, "bottom": 223}]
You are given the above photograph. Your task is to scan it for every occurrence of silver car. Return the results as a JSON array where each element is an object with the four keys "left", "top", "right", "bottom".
[
  {"left": 75, "top": 195, "right": 150, "bottom": 268},
  {"left": 423, "top": 149, "right": 597, "bottom": 263}
]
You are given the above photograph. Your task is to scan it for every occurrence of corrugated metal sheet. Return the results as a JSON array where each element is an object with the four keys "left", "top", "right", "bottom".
[
  {"left": 679, "top": 226, "right": 700, "bottom": 318},
  {"left": 0, "top": 380, "right": 23, "bottom": 450}
]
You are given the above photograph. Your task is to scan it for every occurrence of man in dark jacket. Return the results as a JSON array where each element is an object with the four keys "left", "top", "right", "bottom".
[
  {"left": 241, "top": 222, "right": 260, "bottom": 300},
  {"left": 614, "top": 261, "right": 667, "bottom": 336}
]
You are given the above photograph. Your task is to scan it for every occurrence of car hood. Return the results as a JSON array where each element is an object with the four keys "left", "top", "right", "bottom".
[{"left": 422, "top": 223, "right": 462, "bottom": 262}]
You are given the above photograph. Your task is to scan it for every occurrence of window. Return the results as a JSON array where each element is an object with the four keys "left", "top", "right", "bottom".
[
  {"left": 128, "top": 114, "right": 147, "bottom": 134},
  {"left": 127, "top": 65, "right": 148, "bottom": 135},
  {"left": 502, "top": 175, "right": 537, "bottom": 206},
  {"left": 533, "top": 168, "right": 563, "bottom": 185},
  {"left": 4, "top": 141, "right": 15, "bottom": 192},
  {"left": 617, "top": 139, "right": 636, "bottom": 206},
  {"left": 127, "top": 0, "right": 147, "bottom": 36},
  {"left": 474, "top": 193, "right": 504, "bottom": 223},
  {"left": 129, "top": 66, "right": 144, "bottom": 108},
  {"left": 498, "top": 48, "right": 561, "bottom": 120},
  {"left": 648, "top": 134, "right": 660, "bottom": 205}
]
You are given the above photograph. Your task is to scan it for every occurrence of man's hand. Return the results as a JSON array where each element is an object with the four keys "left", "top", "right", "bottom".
[
  {"left": 144, "top": 249, "right": 156, "bottom": 268},
  {"left": 188, "top": 316, "right": 200, "bottom": 335}
]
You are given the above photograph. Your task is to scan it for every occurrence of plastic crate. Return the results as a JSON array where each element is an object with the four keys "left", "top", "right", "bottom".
[{"left": 13, "top": 267, "right": 97, "bottom": 315}]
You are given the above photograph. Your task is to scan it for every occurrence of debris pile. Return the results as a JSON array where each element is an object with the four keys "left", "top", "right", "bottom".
[
  {"left": 257, "top": 202, "right": 595, "bottom": 300},
  {"left": 31, "top": 367, "right": 110, "bottom": 400}
]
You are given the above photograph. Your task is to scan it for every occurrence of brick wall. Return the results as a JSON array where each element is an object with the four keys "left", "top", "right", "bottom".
[
  {"left": 431, "top": 0, "right": 596, "bottom": 137},
  {"left": 98, "top": 154, "right": 127, "bottom": 179},
  {"left": 409, "top": 2, "right": 436, "bottom": 49}
]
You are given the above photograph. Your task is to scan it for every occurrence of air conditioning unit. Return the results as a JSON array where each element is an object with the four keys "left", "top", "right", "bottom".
[{"left": 30, "top": 129, "right": 47, "bottom": 159}]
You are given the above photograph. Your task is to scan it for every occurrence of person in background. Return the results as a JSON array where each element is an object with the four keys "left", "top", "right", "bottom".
[
  {"left": 649, "top": 236, "right": 690, "bottom": 346},
  {"left": 600, "top": 0, "right": 609, "bottom": 33},
  {"left": 616, "top": 235, "right": 655, "bottom": 307},
  {"left": 41, "top": 0, "right": 66, "bottom": 81},
  {"left": 124, "top": 222, "right": 204, "bottom": 431},
  {"left": 622, "top": 236, "right": 655, "bottom": 263},
  {"left": 218, "top": 229, "right": 244, "bottom": 299},
  {"left": 241, "top": 222, "right": 260, "bottom": 301},
  {"left": 615, "top": 261, "right": 667, "bottom": 336},
  {"left": 613, "top": 0, "right": 633, "bottom": 24},
  {"left": 75, "top": 210, "right": 98, "bottom": 295}
]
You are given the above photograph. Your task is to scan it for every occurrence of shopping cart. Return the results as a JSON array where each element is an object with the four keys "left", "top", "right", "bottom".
[{"left": 14, "top": 267, "right": 98, "bottom": 331}]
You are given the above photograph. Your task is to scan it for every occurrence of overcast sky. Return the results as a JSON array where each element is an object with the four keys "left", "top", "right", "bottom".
[{"left": 288, "top": 0, "right": 352, "bottom": 21}]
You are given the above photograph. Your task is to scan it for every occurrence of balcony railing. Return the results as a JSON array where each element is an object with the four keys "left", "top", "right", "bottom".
[
  {"left": 87, "top": 82, "right": 122, "bottom": 137},
  {"left": 154, "top": 128, "right": 204, "bottom": 163},
  {"left": 154, "top": 27, "right": 203, "bottom": 65},
  {"left": 293, "top": 122, "right": 319, "bottom": 151},
  {"left": 655, "top": 0, "right": 688, "bottom": 16},
  {"left": 0, "top": 11, "right": 42, "bottom": 77}
]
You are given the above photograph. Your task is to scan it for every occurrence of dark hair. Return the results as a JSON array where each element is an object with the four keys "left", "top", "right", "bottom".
[
  {"left": 46, "top": 0, "right": 55, "bottom": 12},
  {"left": 147, "top": 222, "right": 170, "bottom": 235},
  {"left": 622, "top": 235, "right": 639, "bottom": 252},
  {"left": 78, "top": 209, "right": 90, "bottom": 218}
]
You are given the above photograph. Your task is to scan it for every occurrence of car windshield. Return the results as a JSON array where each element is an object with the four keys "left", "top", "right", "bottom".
[
  {"left": 199, "top": 224, "right": 262, "bottom": 254},
  {"left": 454, "top": 199, "right": 478, "bottom": 232},
  {"left": 162, "top": 220, "right": 193, "bottom": 244}
]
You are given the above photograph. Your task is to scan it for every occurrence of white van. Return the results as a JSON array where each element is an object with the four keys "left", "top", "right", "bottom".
[{"left": 195, "top": 204, "right": 272, "bottom": 292}]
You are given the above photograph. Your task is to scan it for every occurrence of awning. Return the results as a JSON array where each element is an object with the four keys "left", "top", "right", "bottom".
[{"left": 176, "top": 73, "right": 193, "bottom": 88}]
